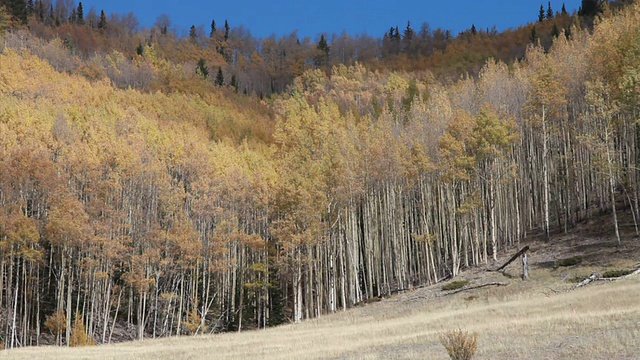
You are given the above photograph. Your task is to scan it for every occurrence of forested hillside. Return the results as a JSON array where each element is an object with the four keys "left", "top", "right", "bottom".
[
  {"left": 0, "top": 0, "right": 609, "bottom": 97},
  {"left": 1, "top": 0, "right": 639, "bottom": 350}
]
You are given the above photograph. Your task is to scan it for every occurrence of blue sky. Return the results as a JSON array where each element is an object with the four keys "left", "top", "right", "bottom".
[{"left": 80, "top": 0, "right": 584, "bottom": 40}]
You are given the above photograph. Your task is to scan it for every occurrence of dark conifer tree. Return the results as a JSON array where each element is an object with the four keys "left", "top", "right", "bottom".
[
  {"left": 230, "top": 74, "right": 238, "bottom": 92},
  {"left": 315, "top": 34, "right": 330, "bottom": 68},
  {"left": 403, "top": 21, "right": 414, "bottom": 41},
  {"left": 69, "top": 8, "right": 77, "bottom": 23},
  {"left": 551, "top": 23, "right": 560, "bottom": 37},
  {"left": 189, "top": 25, "right": 197, "bottom": 43},
  {"left": 561, "top": 3, "right": 568, "bottom": 14},
  {"left": 36, "top": 0, "right": 44, "bottom": 21},
  {"left": 470, "top": 24, "right": 477, "bottom": 35},
  {"left": 7, "top": 0, "right": 28, "bottom": 24},
  {"left": 210, "top": 19, "right": 216, "bottom": 38},
  {"left": 547, "top": 2, "right": 554, "bottom": 18},
  {"left": 578, "top": 0, "right": 602, "bottom": 17},
  {"left": 26, "top": 0, "right": 34, "bottom": 16},
  {"left": 224, "top": 19, "right": 230, "bottom": 40},
  {"left": 98, "top": 9, "right": 107, "bottom": 29},
  {"left": 215, "top": 67, "right": 224, "bottom": 86},
  {"left": 63, "top": 33, "right": 75, "bottom": 53},
  {"left": 77, "top": 2, "right": 84, "bottom": 25},
  {"left": 196, "top": 58, "right": 209, "bottom": 79},
  {"left": 539, "top": 4, "right": 545, "bottom": 22},
  {"left": 530, "top": 25, "right": 537, "bottom": 43},
  {"left": 388, "top": 27, "right": 395, "bottom": 40},
  {"left": 48, "top": 3, "right": 55, "bottom": 25}
]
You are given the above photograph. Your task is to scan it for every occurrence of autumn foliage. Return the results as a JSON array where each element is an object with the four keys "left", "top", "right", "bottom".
[{"left": 0, "top": 0, "right": 639, "bottom": 350}]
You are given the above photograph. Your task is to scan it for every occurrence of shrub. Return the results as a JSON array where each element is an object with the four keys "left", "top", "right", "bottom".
[
  {"left": 44, "top": 310, "right": 67, "bottom": 340},
  {"left": 69, "top": 314, "right": 96, "bottom": 347},
  {"left": 602, "top": 269, "right": 632, "bottom": 278},
  {"left": 556, "top": 256, "right": 583, "bottom": 267},
  {"left": 568, "top": 275, "right": 587, "bottom": 283},
  {"left": 439, "top": 328, "right": 478, "bottom": 360},
  {"left": 442, "top": 280, "right": 470, "bottom": 291}
]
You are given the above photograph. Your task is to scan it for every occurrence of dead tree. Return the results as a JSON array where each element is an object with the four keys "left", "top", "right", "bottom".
[{"left": 492, "top": 246, "right": 530, "bottom": 279}]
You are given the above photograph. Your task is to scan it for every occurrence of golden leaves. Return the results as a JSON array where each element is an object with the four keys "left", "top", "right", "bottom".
[{"left": 438, "top": 105, "right": 516, "bottom": 183}]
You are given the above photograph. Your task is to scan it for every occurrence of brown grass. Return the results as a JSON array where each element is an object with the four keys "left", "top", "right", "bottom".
[{"left": 3, "top": 217, "right": 640, "bottom": 359}]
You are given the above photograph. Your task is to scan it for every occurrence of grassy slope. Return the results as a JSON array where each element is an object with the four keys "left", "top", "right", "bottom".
[{"left": 4, "top": 216, "right": 640, "bottom": 360}]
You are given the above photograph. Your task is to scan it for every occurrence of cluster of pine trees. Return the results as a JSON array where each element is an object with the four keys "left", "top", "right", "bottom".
[
  {"left": 0, "top": 0, "right": 639, "bottom": 350},
  {"left": 0, "top": 0, "right": 608, "bottom": 98}
]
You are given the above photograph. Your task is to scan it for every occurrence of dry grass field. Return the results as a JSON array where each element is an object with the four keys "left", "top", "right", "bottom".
[{"left": 2, "top": 217, "right": 640, "bottom": 360}]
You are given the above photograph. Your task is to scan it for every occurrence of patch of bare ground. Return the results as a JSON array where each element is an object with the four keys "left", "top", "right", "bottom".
[{"left": 3, "top": 212, "right": 640, "bottom": 359}]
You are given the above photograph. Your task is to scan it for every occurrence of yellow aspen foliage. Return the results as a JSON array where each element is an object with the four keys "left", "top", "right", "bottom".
[
  {"left": 439, "top": 112, "right": 476, "bottom": 182},
  {"left": 470, "top": 105, "right": 517, "bottom": 161},
  {"left": 46, "top": 197, "right": 90, "bottom": 248},
  {"left": 69, "top": 314, "right": 96, "bottom": 347},
  {"left": 4, "top": 211, "right": 42, "bottom": 262},
  {"left": 44, "top": 310, "right": 67, "bottom": 342}
]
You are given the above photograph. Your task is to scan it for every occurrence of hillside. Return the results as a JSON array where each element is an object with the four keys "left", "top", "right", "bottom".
[
  {"left": 3, "top": 212, "right": 640, "bottom": 359},
  {"left": 0, "top": 1, "right": 616, "bottom": 97},
  {"left": 1, "top": 0, "right": 640, "bottom": 352}
]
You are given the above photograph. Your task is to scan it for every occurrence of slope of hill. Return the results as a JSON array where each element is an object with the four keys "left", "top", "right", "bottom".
[
  {"left": 3, "top": 212, "right": 639, "bottom": 359},
  {"left": 2, "top": 0, "right": 640, "bottom": 352}
]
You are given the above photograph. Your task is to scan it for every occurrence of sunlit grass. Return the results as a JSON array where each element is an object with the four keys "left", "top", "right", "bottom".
[{"left": 3, "top": 268, "right": 639, "bottom": 360}]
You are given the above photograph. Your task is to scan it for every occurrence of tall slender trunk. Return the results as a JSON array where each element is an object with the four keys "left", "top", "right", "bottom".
[
  {"left": 542, "top": 104, "right": 551, "bottom": 242},
  {"left": 605, "top": 131, "right": 621, "bottom": 245}
]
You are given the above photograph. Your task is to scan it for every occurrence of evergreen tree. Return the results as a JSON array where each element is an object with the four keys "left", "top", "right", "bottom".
[
  {"left": 561, "top": 3, "right": 568, "bottom": 14},
  {"left": 547, "top": 1, "right": 554, "bottom": 19},
  {"left": 315, "top": 34, "right": 330, "bottom": 68},
  {"left": 210, "top": 19, "right": 216, "bottom": 38},
  {"left": 77, "top": 2, "right": 84, "bottom": 25},
  {"left": 63, "top": 33, "right": 76, "bottom": 54},
  {"left": 402, "top": 78, "right": 419, "bottom": 112},
  {"left": 70, "top": 8, "right": 77, "bottom": 23},
  {"left": 551, "top": 23, "right": 560, "bottom": 37},
  {"left": 230, "top": 74, "right": 238, "bottom": 92},
  {"left": 196, "top": 58, "right": 209, "bottom": 79},
  {"left": 388, "top": 27, "right": 395, "bottom": 40},
  {"left": 224, "top": 19, "right": 230, "bottom": 41},
  {"left": 26, "top": 0, "right": 34, "bottom": 16},
  {"left": 530, "top": 25, "right": 537, "bottom": 43},
  {"left": 578, "top": 0, "right": 603, "bottom": 17},
  {"left": 49, "top": 3, "right": 55, "bottom": 26},
  {"left": 403, "top": 21, "right": 414, "bottom": 41},
  {"left": 215, "top": 67, "right": 224, "bottom": 86},
  {"left": 538, "top": 4, "right": 545, "bottom": 22},
  {"left": 7, "top": 0, "right": 28, "bottom": 24},
  {"left": 189, "top": 25, "right": 197, "bottom": 43},
  {"left": 36, "top": 0, "right": 44, "bottom": 21},
  {"left": 98, "top": 10, "right": 107, "bottom": 29},
  {"left": 470, "top": 24, "right": 477, "bottom": 35}
]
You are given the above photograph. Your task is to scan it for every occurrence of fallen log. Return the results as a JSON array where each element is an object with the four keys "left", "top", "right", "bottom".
[
  {"left": 599, "top": 267, "right": 640, "bottom": 281},
  {"left": 575, "top": 268, "right": 640, "bottom": 289},
  {"left": 440, "top": 282, "right": 509, "bottom": 296},
  {"left": 493, "top": 246, "right": 530, "bottom": 272},
  {"left": 576, "top": 273, "right": 600, "bottom": 288}
]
